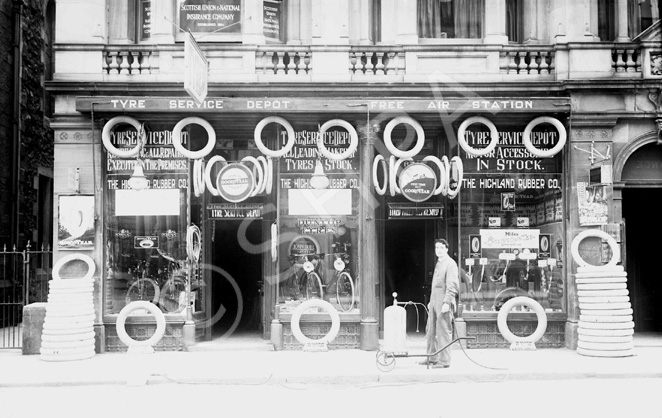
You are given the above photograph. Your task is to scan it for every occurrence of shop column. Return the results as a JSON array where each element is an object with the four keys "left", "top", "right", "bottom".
[
  {"left": 358, "top": 120, "right": 380, "bottom": 350},
  {"left": 484, "top": 0, "right": 508, "bottom": 44}
]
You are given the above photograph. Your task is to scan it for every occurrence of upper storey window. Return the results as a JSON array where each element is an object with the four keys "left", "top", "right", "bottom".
[
  {"left": 417, "top": 0, "right": 483, "bottom": 39},
  {"left": 598, "top": 0, "right": 660, "bottom": 40}
]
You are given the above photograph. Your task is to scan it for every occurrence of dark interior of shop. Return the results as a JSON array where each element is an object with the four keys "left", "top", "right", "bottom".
[
  {"left": 623, "top": 188, "right": 662, "bottom": 332},
  {"left": 210, "top": 219, "right": 263, "bottom": 337}
]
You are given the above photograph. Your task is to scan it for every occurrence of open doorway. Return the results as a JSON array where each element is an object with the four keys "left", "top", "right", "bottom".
[
  {"left": 623, "top": 188, "right": 662, "bottom": 332},
  {"left": 210, "top": 220, "right": 263, "bottom": 338},
  {"left": 383, "top": 220, "right": 435, "bottom": 336}
]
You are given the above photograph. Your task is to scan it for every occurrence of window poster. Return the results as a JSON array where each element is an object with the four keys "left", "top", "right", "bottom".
[
  {"left": 577, "top": 182, "right": 608, "bottom": 226},
  {"left": 263, "top": 0, "right": 282, "bottom": 40},
  {"left": 58, "top": 195, "right": 95, "bottom": 250},
  {"left": 178, "top": 0, "right": 242, "bottom": 33}
]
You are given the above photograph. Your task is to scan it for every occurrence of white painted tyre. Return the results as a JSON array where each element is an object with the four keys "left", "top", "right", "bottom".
[
  {"left": 372, "top": 155, "right": 388, "bottom": 195},
  {"left": 579, "top": 314, "right": 633, "bottom": 323},
  {"left": 422, "top": 155, "right": 446, "bottom": 195},
  {"left": 579, "top": 302, "right": 631, "bottom": 310},
  {"left": 383, "top": 116, "right": 425, "bottom": 158},
  {"left": 317, "top": 119, "right": 359, "bottom": 160},
  {"left": 446, "top": 156, "right": 463, "bottom": 200},
  {"left": 497, "top": 296, "right": 547, "bottom": 344},
  {"left": 577, "top": 283, "right": 627, "bottom": 290},
  {"left": 264, "top": 156, "right": 274, "bottom": 194},
  {"left": 570, "top": 229, "right": 620, "bottom": 269},
  {"left": 575, "top": 277, "right": 627, "bottom": 284},
  {"left": 457, "top": 116, "right": 499, "bottom": 157},
  {"left": 40, "top": 351, "right": 95, "bottom": 362},
  {"left": 41, "top": 331, "right": 96, "bottom": 343},
  {"left": 187, "top": 224, "right": 201, "bottom": 263},
  {"left": 290, "top": 299, "right": 340, "bottom": 345},
  {"left": 388, "top": 156, "right": 397, "bottom": 196},
  {"left": 256, "top": 156, "right": 269, "bottom": 194},
  {"left": 172, "top": 117, "right": 216, "bottom": 160},
  {"left": 43, "top": 321, "right": 94, "bottom": 331},
  {"left": 577, "top": 341, "right": 634, "bottom": 351},
  {"left": 41, "top": 345, "right": 95, "bottom": 356},
  {"left": 392, "top": 157, "right": 413, "bottom": 195},
  {"left": 254, "top": 116, "right": 296, "bottom": 158},
  {"left": 577, "top": 265, "right": 625, "bottom": 274},
  {"left": 578, "top": 320, "right": 634, "bottom": 330},
  {"left": 578, "top": 327, "right": 634, "bottom": 337},
  {"left": 575, "top": 269, "right": 626, "bottom": 278},
  {"left": 580, "top": 308, "right": 633, "bottom": 316},
  {"left": 204, "top": 155, "right": 227, "bottom": 196},
  {"left": 440, "top": 156, "right": 450, "bottom": 196},
  {"left": 52, "top": 254, "right": 96, "bottom": 281},
  {"left": 522, "top": 117, "right": 567, "bottom": 158},
  {"left": 102, "top": 116, "right": 145, "bottom": 158},
  {"left": 116, "top": 301, "right": 166, "bottom": 348},
  {"left": 578, "top": 296, "right": 630, "bottom": 304},
  {"left": 577, "top": 289, "right": 629, "bottom": 297},
  {"left": 241, "top": 156, "right": 263, "bottom": 197},
  {"left": 577, "top": 347, "right": 633, "bottom": 357},
  {"left": 193, "top": 159, "right": 205, "bottom": 197},
  {"left": 578, "top": 334, "right": 632, "bottom": 343},
  {"left": 41, "top": 338, "right": 95, "bottom": 350}
]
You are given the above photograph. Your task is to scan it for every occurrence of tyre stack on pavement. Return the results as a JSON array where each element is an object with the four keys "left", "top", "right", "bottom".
[
  {"left": 40, "top": 254, "right": 96, "bottom": 362},
  {"left": 572, "top": 230, "right": 634, "bottom": 358}
]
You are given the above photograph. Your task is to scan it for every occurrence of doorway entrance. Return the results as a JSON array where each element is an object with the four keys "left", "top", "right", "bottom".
[
  {"left": 210, "top": 220, "right": 263, "bottom": 338},
  {"left": 383, "top": 220, "right": 436, "bottom": 335},
  {"left": 623, "top": 188, "right": 662, "bottom": 332}
]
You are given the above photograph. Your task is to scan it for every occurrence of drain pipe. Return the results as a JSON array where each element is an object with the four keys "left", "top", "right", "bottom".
[{"left": 11, "top": 0, "right": 24, "bottom": 245}]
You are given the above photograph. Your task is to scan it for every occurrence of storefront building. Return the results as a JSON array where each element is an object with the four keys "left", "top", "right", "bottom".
[{"left": 48, "top": 0, "right": 661, "bottom": 352}]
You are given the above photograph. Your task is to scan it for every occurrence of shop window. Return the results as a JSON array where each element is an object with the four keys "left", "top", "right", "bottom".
[
  {"left": 506, "top": 0, "right": 522, "bottom": 43},
  {"left": 103, "top": 122, "right": 192, "bottom": 316},
  {"left": 273, "top": 120, "right": 361, "bottom": 316},
  {"left": 264, "top": 0, "right": 285, "bottom": 42},
  {"left": 597, "top": 0, "right": 617, "bottom": 41},
  {"left": 456, "top": 119, "right": 566, "bottom": 315},
  {"left": 417, "top": 0, "right": 484, "bottom": 39},
  {"left": 628, "top": 0, "right": 660, "bottom": 37},
  {"left": 107, "top": 0, "right": 151, "bottom": 43}
]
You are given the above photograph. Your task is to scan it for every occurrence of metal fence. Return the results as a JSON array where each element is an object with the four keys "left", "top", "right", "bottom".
[{"left": 0, "top": 242, "right": 52, "bottom": 349}]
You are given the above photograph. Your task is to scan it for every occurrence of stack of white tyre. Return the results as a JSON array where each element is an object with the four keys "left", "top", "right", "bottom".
[
  {"left": 40, "top": 255, "right": 96, "bottom": 362},
  {"left": 573, "top": 230, "right": 634, "bottom": 358}
]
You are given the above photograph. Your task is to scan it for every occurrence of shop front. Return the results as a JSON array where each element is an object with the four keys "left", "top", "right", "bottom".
[{"left": 76, "top": 94, "right": 571, "bottom": 351}]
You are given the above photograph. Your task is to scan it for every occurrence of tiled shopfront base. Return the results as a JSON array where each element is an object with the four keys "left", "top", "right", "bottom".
[
  {"left": 104, "top": 322, "right": 186, "bottom": 352},
  {"left": 465, "top": 320, "right": 565, "bottom": 349},
  {"left": 283, "top": 321, "right": 361, "bottom": 350}
]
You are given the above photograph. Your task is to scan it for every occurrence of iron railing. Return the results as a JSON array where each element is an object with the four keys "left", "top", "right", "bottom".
[{"left": 0, "top": 242, "right": 52, "bottom": 349}]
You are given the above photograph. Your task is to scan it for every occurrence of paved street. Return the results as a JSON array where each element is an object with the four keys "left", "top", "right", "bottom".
[{"left": 1, "top": 378, "right": 660, "bottom": 418}]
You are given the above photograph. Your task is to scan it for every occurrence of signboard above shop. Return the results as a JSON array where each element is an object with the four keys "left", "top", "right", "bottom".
[
  {"left": 76, "top": 97, "right": 571, "bottom": 114},
  {"left": 178, "top": 0, "right": 242, "bottom": 33},
  {"left": 387, "top": 202, "right": 443, "bottom": 219}
]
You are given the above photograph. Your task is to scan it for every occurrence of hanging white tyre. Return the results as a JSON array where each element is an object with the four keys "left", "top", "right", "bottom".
[
  {"left": 52, "top": 254, "right": 96, "bottom": 281},
  {"left": 580, "top": 314, "right": 633, "bottom": 323},
  {"left": 116, "top": 301, "right": 166, "bottom": 348},
  {"left": 578, "top": 320, "right": 634, "bottom": 330},
  {"left": 193, "top": 159, "right": 206, "bottom": 197},
  {"left": 372, "top": 155, "right": 388, "bottom": 195},
  {"left": 446, "top": 156, "right": 463, "bottom": 199},
  {"left": 578, "top": 334, "right": 633, "bottom": 343},
  {"left": 522, "top": 117, "right": 567, "bottom": 158},
  {"left": 102, "top": 116, "right": 145, "bottom": 158},
  {"left": 422, "top": 155, "right": 446, "bottom": 195},
  {"left": 383, "top": 116, "right": 425, "bottom": 158},
  {"left": 570, "top": 229, "right": 620, "bottom": 270},
  {"left": 254, "top": 116, "right": 296, "bottom": 158},
  {"left": 457, "top": 116, "right": 499, "bottom": 157},
  {"left": 577, "top": 283, "right": 627, "bottom": 290},
  {"left": 204, "top": 155, "right": 227, "bottom": 196},
  {"left": 577, "top": 341, "right": 634, "bottom": 351},
  {"left": 391, "top": 157, "right": 413, "bottom": 195},
  {"left": 578, "top": 327, "right": 634, "bottom": 337},
  {"left": 317, "top": 119, "right": 359, "bottom": 160},
  {"left": 241, "top": 156, "right": 264, "bottom": 197},
  {"left": 577, "top": 289, "right": 629, "bottom": 297},
  {"left": 579, "top": 302, "right": 631, "bottom": 310},
  {"left": 497, "top": 296, "right": 547, "bottom": 344},
  {"left": 172, "top": 117, "right": 216, "bottom": 160},
  {"left": 388, "top": 156, "right": 397, "bottom": 196},
  {"left": 290, "top": 299, "right": 340, "bottom": 346},
  {"left": 578, "top": 296, "right": 630, "bottom": 304}
]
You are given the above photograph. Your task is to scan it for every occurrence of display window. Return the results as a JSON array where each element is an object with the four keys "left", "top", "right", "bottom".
[
  {"left": 456, "top": 118, "right": 566, "bottom": 315},
  {"left": 103, "top": 121, "right": 194, "bottom": 316},
  {"left": 276, "top": 120, "right": 361, "bottom": 315}
]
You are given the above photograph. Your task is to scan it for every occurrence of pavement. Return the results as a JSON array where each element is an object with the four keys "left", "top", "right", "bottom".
[{"left": 1, "top": 333, "right": 660, "bottom": 388}]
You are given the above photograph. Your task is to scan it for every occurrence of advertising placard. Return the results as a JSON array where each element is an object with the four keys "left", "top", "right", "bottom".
[
  {"left": 178, "top": 0, "right": 242, "bottom": 33},
  {"left": 57, "top": 195, "right": 95, "bottom": 250}
]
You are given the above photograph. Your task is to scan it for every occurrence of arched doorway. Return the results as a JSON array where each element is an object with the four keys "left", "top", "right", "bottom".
[{"left": 617, "top": 138, "right": 662, "bottom": 332}]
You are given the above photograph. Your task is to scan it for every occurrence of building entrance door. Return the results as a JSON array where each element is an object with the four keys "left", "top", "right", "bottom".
[
  {"left": 623, "top": 188, "right": 662, "bottom": 332},
  {"left": 210, "top": 220, "right": 263, "bottom": 338}
]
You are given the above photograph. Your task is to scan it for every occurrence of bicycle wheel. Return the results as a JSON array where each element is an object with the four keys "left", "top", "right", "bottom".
[
  {"left": 125, "top": 278, "right": 160, "bottom": 305},
  {"left": 159, "top": 278, "right": 187, "bottom": 313},
  {"left": 336, "top": 271, "right": 355, "bottom": 312},
  {"left": 305, "top": 272, "right": 324, "bottom": 300}
]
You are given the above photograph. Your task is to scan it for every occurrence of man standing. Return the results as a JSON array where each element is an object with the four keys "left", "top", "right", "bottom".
[{"left": 421, "top": 238, "right": 459, "bottom": 368}]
